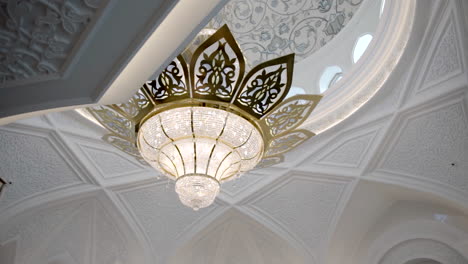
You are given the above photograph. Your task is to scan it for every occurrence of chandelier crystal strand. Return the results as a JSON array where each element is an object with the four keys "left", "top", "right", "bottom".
[{"left": 138, "top": 107, "right": 264, "bottom": 210}]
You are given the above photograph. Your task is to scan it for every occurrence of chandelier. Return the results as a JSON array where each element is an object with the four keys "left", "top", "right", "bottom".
[{"left": 87, "top": 25, "right": 322, "bottom": 210}]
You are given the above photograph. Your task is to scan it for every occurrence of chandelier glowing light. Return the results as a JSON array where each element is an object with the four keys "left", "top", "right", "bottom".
[{"left": 87, "top": 25, "right": 323, "bottom": 210}]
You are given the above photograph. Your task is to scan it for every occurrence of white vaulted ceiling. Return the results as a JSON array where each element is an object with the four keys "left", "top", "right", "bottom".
[{"left": 1, "top": 0, "right": 468, "bottom": 264}]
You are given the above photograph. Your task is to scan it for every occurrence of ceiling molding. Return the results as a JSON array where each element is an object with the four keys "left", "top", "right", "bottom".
[
  {"left": 239, "top": 172, "right": 353, "bottom": 261},
  {"left": 317, "top": 178, "right": 360, "bottom": 264},
  {"left": 12, "top": 115, "right": 54, "bottom": 130},
  {"left": 164, "top": 204, "right": 232, "bottom": 262},
  {"left": 303, "top": 0, "right": 415, "bottom": 134},
  {"left": 219, "top": 172, "right": 269, "bottom": 204},
  {"left": 368, "top": 90, "right": 468, "bottom": 196},
  {"left": 379, "top": 239, "right": 468, "bottom": 264},
  {"left": 219, "top": 168, "right": 289, "bottom": 205},
  {"left": 0, "top": 198, "right": 88, "bottom": 264},
  {"left": 396, "top": 0, "right": 467, "bottom": 110},
  {"left": 114, "top": 181, "right": 228, "bottom": 263},
  {"left": 28, "top": 201, "right": 94, "bottom": 264},
  {"left": 0, "top": 124, "right": 97, "bottom": 211},
  {"left": 169, "top": 208, "right": 306, "bottom": 264},
  {"left": 417, "top": 10, "right": 465, "bottom": 93},
  {"left": 0, "top": 184, "right": 101, "bottom": 229},
  {"left": 364, "top": 222, "right": 468, "bottom": 264},
  {"left": 91, "top": 193, "right": 149, "bottom": 264},
  {"left": 363, "top": 171, "right": 468, "bottom": 215},
  {"left": 0, "top": 194, "right": 149, "bottom": 264},
  {"left": 100, "top": 190, "right": 157, "bottom": 264},
  {"left": 315, "top": 130, "right": 379, "bottom": 167},
  {"left": 46, "top": 111, "right": 107, "bottom": 140},
  {"left": 303, "top": 116, "right": 388, "bottom": 173},
  {"left": 286, "top": 114, "right": 393, "bottom": 179},
  {"left": 61, "top": 134, "right": 152, "bottom": 187}
]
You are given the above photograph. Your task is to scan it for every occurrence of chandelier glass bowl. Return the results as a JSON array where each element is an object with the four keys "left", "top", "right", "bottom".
[
  {"left": 87, "top": 25, "right": 323, "bottom": 210},
  {"left": 138, "top": 107, "right": 264, "bottom": 210}
]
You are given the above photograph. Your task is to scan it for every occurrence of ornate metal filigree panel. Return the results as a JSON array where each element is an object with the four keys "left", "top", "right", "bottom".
[
  {"left": 190, "top": 25, "right": 245, "bottom": 102},
  {"left": 234, "top": 54, "right": 294, "bottom": 118},
  {"left": 144, "top": 55, "right": 190, "bottom": 103}
]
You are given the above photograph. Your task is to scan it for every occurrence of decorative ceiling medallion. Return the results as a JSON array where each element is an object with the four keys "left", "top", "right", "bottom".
[{"left": 87, "top": 25, "right": 322, "bottom": 210}]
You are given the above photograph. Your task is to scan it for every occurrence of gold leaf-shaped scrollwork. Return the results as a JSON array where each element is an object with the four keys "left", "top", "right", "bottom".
[
  {"left": 234, "top": 54, "right": 294, "bottom": 118},
  {"left": 88, "top": 106, "right": 135, "bottom": 140},
  {"left": 103, "top": 134, "right": 141, "bottom": 157},
  {"left": 144, "top": 55, "right": 190, "bottom": 103},
  {"left": 190, "top": 25, "right": 245, "bottom": 102},
  {"left": 263, "top": 94, "right": 322, "bottom": 136},
  {"left": 265, "top": 129, "right": 314, "bottom": 157},
  {"left": 255, "top": 155, "right": 284, "bottom": 169}
]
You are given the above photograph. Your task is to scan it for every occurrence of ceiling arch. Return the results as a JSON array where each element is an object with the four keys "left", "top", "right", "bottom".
[{"left": 379, "top": 239, "right": 468, "bottom": 264}]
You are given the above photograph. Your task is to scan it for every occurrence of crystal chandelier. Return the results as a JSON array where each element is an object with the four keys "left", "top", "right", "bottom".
[{"left": 87, "top": 25, "right": 322, "bottom": 210}]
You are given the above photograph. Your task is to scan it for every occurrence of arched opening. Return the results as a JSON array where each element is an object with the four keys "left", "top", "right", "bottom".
[
  {"left": 353, "top": 34, "right": 373, "bottom": 63},
  {"left": 319, "top": 66, "right": 343, "bottom": 93},
  {"left": 286, "top": 86, "right": 306, "bottom": 98}
]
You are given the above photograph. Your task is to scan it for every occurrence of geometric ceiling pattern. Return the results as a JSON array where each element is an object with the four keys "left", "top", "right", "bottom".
[
  {"left": 1, "top": 1, "right": 468, "bottom": 264},
  {"left": 0, "top": 196, "right": 144, "bottom": 264}
]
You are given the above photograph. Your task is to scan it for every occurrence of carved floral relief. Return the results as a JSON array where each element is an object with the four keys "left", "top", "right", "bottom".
[
  {"left": 0, "top": 0, "right": 106, "bottom": 85},
  {"left": 208, "top": 0, "right": 363, "bottom": 66}
]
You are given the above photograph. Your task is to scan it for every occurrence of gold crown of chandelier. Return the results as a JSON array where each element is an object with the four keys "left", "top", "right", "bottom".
[{"left": 87, "top": 25, "right": 322, "bottom": 210}]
